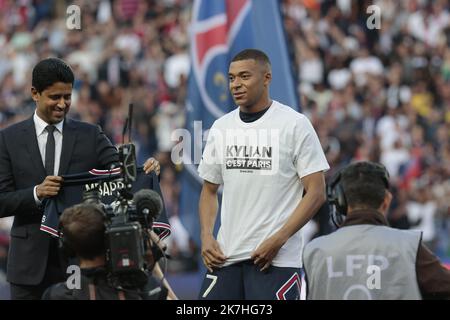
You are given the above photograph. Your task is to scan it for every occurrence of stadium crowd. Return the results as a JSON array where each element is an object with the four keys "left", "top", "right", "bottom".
[
  {"left": 0, "top": 0, "right": 449, "bottom": 297},
  {"left": 282, "top": 0, "right": 449, "bottom": 259}
]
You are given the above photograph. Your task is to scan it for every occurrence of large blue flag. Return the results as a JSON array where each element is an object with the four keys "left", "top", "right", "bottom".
[{"left": 179, "top": 0, "right": 299, "bottom": 245}]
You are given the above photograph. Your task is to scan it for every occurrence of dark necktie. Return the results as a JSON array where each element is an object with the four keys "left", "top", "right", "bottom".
[{"left": 45, "top": 125, "right": 56, "bottom": 176}]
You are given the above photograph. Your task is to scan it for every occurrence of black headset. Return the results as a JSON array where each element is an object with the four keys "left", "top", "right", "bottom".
[
  {"left": 58, "top": 225, "right": 76, "bottom": 259},
  {"left": 327, "top": 162, "right": 390, "bottom": 227}
]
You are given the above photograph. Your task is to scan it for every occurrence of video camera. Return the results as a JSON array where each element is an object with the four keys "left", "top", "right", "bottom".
[{"left": 82, "top": 105, "right": 164, "bottom": 290}]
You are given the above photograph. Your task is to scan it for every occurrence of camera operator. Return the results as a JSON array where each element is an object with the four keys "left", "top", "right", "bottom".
[
  {"left": 303, "top": 161, "right": 450, "bottom": 300},
  {"left": 42, "top": 203, "right": 174, "bottom": 300}
]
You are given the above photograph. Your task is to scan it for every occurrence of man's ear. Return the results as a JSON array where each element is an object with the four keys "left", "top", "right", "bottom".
[
  {"left": 264, "top": 71, "right": 272, "bottom": 86},
  {"left": 380, "top": 190, "right": 393, "bottom": 216},
  {"left": 31, "top": 87, "right": 39, "bottom": 102}
]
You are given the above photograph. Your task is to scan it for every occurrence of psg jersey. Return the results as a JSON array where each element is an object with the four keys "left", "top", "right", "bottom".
[{"left": 40, "top": 167, "right": 171, "bottom": 240}]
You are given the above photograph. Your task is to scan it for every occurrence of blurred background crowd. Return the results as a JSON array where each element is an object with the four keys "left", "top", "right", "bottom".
[
  {"left": 282, "top": 0, "right": 450, "bottom": 260},
  {"left": 0, "top": 0, "right": 449, "bottom": 299}
]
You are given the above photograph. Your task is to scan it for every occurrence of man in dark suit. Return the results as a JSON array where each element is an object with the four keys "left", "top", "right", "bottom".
[{"left": 0, "top": 58, "right": 160, "bottom": 299}]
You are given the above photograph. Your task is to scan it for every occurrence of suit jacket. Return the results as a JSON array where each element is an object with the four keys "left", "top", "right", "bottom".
[{"left": 0, "top": 116, "right": 118, "bottom": 285}]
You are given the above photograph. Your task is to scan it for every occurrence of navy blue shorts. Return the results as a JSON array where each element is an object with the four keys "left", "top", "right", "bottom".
[{"left": 199, "top": 260, "right": 302, "bottom": 300}]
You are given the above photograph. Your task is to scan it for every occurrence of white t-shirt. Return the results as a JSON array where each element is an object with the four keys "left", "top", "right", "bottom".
[{"left": 198, "top": 100, "right": 329, "bottom": 268}]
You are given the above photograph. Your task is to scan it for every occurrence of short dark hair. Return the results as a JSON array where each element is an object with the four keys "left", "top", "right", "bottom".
[
  {"left": 60, "top": 204, "right": 105, "bottom": 260},
  {"left": 340, "top": 161, "right": 389, "bottom": 210},
  {"left": 231, "top": 49, "right": 271, "bottom": 67},
  {"left": 32, "top": 58, "right": 74, "bottom": 93}
]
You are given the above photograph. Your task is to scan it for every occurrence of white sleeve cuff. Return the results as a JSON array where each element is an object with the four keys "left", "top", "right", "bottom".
[{"left": 33, "top": 185, "right": 42, "bottom": 206}]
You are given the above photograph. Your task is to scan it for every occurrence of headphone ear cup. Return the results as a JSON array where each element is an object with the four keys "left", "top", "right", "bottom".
[
  {"left": 334, "top": 184, "right": 347, "bottom": 216},
  {"left": 59, "top": 233, "right": 76, "bottom": 259}
]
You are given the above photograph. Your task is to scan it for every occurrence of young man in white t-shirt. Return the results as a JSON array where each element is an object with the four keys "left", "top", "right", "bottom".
[{"left": 198, "top": 49, "right": 329, "bottom": 300}]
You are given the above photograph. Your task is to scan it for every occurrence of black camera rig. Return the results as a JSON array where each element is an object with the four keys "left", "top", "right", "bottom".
[{"left": 82, "top": 105, "right": 164, "bottom": 290}]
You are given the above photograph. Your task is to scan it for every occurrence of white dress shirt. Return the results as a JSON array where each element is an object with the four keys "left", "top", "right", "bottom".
[{"left": 33, "top": 112, "right": 64, "bottom": 203}]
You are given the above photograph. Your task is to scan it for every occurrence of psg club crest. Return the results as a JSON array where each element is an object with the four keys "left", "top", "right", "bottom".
[{"left": 190, "top": 0, "right": 253, "bottom": 118}]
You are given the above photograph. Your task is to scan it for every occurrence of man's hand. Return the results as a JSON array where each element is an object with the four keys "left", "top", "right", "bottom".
[
  {"left": 36, "top": 176, "right": 63, "bottom": 200},
  {"left": 250, "top": 171, "right": 326, "bottom": 272},
  {"left": 201, "top": 233, "right": 227, "bottom": 273},
  {"left": 143, "top": 157, "right": 160, "bottom": 176},
  {"left": 251, "top": 233, "right": 286, "bottom": 272}
]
